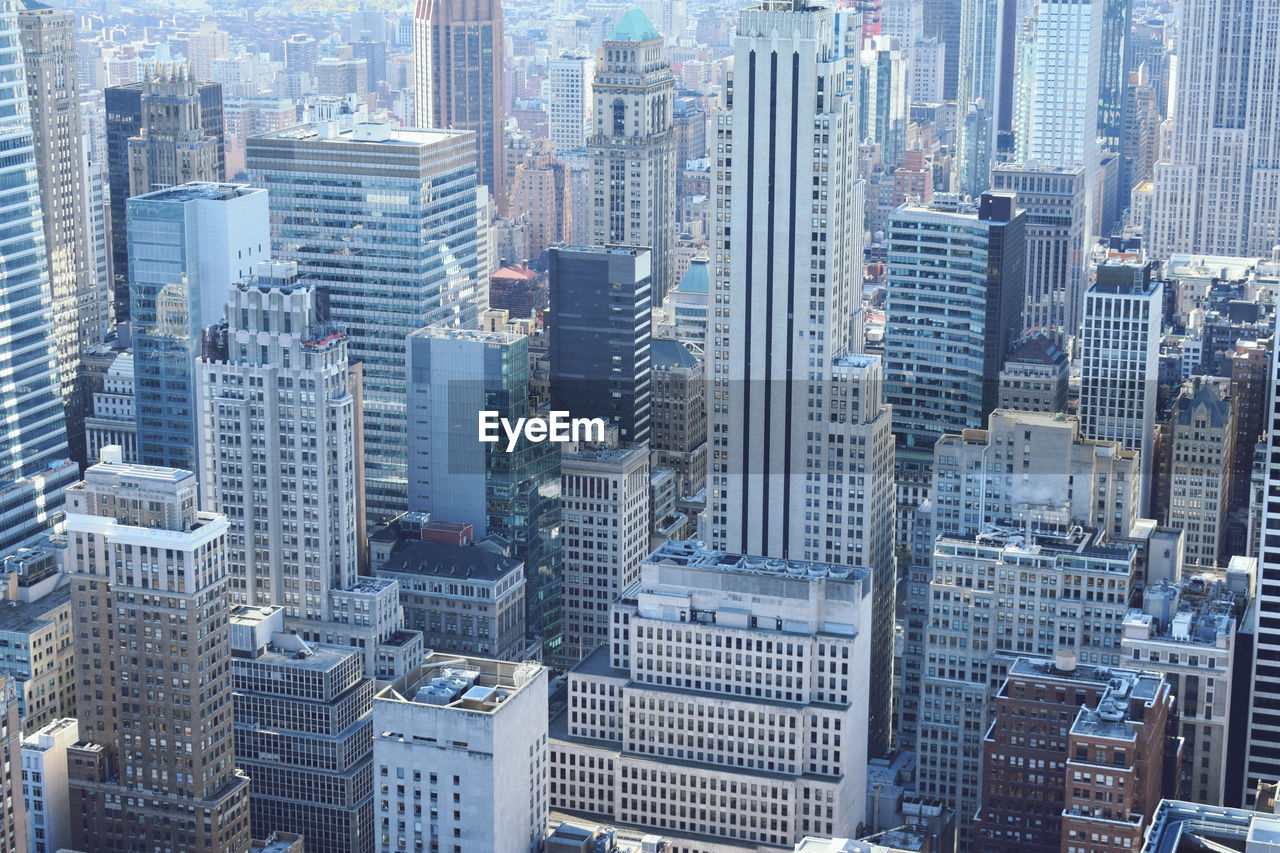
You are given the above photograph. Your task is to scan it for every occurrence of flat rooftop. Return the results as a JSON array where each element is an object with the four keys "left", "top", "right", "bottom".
[
  {"left": 378, "top": 653, "right": 545, "bottom": 714},
  {"left": 0, "top": 587, "right": 71, "bottom": 634},
  {"left": 644, "top": 539, "right": 870, "bottom": 584},
  {"left": 253, "top": 122, "right": 467, "bottom": 148},
  {"left": 377, "top": 539, "right": 522, "bottom": 583},
  {"left": 130, "top": 182, "right": 260, "bottom": 204}
]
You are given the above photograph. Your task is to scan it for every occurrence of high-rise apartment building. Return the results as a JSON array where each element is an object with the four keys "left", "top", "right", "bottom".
[
  {"left": 315, "top": 57, "right": 368, "bottom": 97},
  {"left": 548, "top": 246, "right": 653, "bottom": 444},
  {"left": 548, "top": 51, "right": 593, "bottom": 152},
  {"left": 560, "top": 438, "right": 649, "bottom": 663},
  {"left": 248, "top": 122, "right": 482, "bottom": 525},
  {"left": 1078, "top": 260, "right": 1162, "bottom": 515},
  {"left": 550, "top": 541, "right": 874, "bottom": 845},
  {"left": 105, "top": 72, "right": 224, "bottom": 323},
  {"left": 588, "top": 10, "right": 676, "bottom": 300},
  {"left": 1148, "top": 0, "right": 1280, "bottom": 258},
  {"left": 64, "top": 459, "right": 251, "bottom": 853},
  {"left": 990, "top": 164, "right": 1089, "bottom": 336},
  {"left": 18, "top": 1, "right": 100, "bottom": 468},
  {"left": 198, "top": 262, "right": 363, "bottom": 616},
  {"left": 127, "top": 182, "right": 268, "bottom": 472},
  {"left": 406, "top": 325, "right": 563, "bottom": 658},
  {"left": 953, "top": 0, "right": 1017, "bottom": 197},
  {"left": 413, "top": 0, "right": 506, "bottom": 210},
  {"left": 1166, "top": 380, "right": 1235, "bottom": 568},
  {"left": 914, "top": 526, "right": 1138, "bottom": 851},
  {"left": 373, "top": 654, "right": 549, "bottom": 853},
  {"left": 231, "top": 605, "right": 375, "bottom": 853},
  {"left": 860, "top": 36, "right": 909, "bottom": 169},
  {"left": 884, "top": 193, "right": 1025, "bottom": 468},
  {"left": 0, "top": 0, "right": 77, "bottom": 555}
]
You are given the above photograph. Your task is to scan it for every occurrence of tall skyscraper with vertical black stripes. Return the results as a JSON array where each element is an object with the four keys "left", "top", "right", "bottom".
[{"left": 706, "top": 0, "right": 897, "bottom": 757}]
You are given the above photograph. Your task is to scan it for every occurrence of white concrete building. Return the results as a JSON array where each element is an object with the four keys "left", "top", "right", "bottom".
[
  {"left": 84, "top": 351, "right": 136, "bottom": 464},
  {"left": 547, "top": 51, "right": 593, "bottom": 152},
  {"left": 1078, "top": 260, "right": 1162, "bottom": 516},
  {"left": 551, "top": 541, "right": 874, "bottom": 848},
  {"left": 372, "top": 654, "right": 549, "bottom": 853},
  {"left": 1148, "top": 0, "right": 1280, "bottom": 258},
  {"left": 561, "top": 438, "right": 650, "bottom": 662},
  {"left": 20, "top": 717, "right": 77, "bottom": 853}
]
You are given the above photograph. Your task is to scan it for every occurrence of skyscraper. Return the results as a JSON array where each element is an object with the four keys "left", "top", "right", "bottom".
[
  {"left": 547, "top": 51, "right": 593, "bottom": 152},
  {"left": 1078, "top": 260, "right": 1161, "bottom": 515},
  {"left": 1149, "top": 0, "right": 1280, "bottom": 258},
  {"left": 589, "top": 9, "right": 676, "bottom": 299},
  {"left": 413, "top": 0, "right": 506, "bottom": 211},
  {"left": 126, "top": 182, "right": 268, "bottom": 472},
  {"left": 884, "top": 193, "right": 1025, "bottom": 464},
  {"left": 405, "top": 325, "right": 563, "bottom": 658},
  {"left": 198, "top": 263, "right": 361, "bottom": 617},
  {"left": 953, "top": 0, "right": 1017, "bottom": 197},
  {"left": 0, "top": 0, "right": 77, "bottom": 555},
  {"left": 560, "top": 438, "right": 649, "bottom": 662},
  {"left": 1166, "top": 379, "right": 1235, "bottom": 568},
  {"left": 548, "top": 246, "right": 653, "bottom": 445},
  {"left": 1246, "top": 310, "right": 1280, "bottom": 803},
  {"left": 105, "top": 72, "right": 224, "bottom": 323},
  {"left": 707, "top": 0, "right": 896, "bottom": 756},
  {"left": 248, "top": 122, "right": 482, "bottom": 526},
  {"left": 990, "top": 164, "right": 1089, "bottom": 335},
  {"left": 1013, "top": 0, "right": 1102, "bottom": 171},
  {"left": 18, "top": 0, "right": 100, "bottom": 468},
  {"left": 860, "top": 35, "right": 909, "bottom": 169},
  {"left": 65, "top": 458, "right": 251, "bottom": 852}
]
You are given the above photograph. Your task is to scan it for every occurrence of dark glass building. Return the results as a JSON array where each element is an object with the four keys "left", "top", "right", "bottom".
[{"left": 547, "top": 245, "right": 652, "bottom": 445}]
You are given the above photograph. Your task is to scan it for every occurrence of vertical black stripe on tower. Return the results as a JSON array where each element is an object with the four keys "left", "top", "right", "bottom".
[
  {"left": 781, "top": 51, "right": 799, "bottom": 559},
  {"left": 760, "top": 51, "right": 778, "bottom": 554},
  {"left": 740, "top": 51, "right": 756, "bottom": 551}
]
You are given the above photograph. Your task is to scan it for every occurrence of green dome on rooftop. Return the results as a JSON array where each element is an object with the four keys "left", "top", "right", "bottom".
[{"left": 609, "top": 8, "right": 662, "bottom": 42}]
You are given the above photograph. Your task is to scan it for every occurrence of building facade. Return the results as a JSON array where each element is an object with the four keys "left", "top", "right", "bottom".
[
  {"left": 248, "top": 122, "right": 482, "bottom": 526},
  {"left": 127, "top": 182, "right": 268, "bottom": 472},
  {"left": 548, "top": 51, "right": 593, "bottom": 152},
  {"left": 649, "top": 339, "right": 707, "bottom": 500},
  {"left": 548, "top": 246, "right": 653, "bottom": 445},
  {"left": 373, "top": 654, "right": 549, "bottom": 853},
  {"left": 561, "top": 440, "right": 649, "bottom": 662},
  {"left": 20, "top": 717, "right": 77, "bottom": 853},
  {"left": 588, "top": 9, "right": 676, "bottom": 299},
  {"left": 18, "top": 1, "right": 101, "bottom": 468},
  {"left": 64, "top": 460, "right": 251, "bottom": 853},
  {"left": 406, "top": 324, "right": 563, "bottom": 658},
  {"left": 1078, "top": 260, "right": 1162, "bottom": 516},
  {"left": 1148, "top": 0, "right": 1280, "bottom": 258},
  {"left": 550, "top": 541, "right": 874, "bottom": 846},
  {"left": 413, "top": 0, "right": 506, "bottom": 210},
  {"left": 0, "top": 0, "right": 77, "bottom": 555},
  {"left": 84, "top": 351, "right": 137, "bottom": 463},
  {"left": 997, "top": 334, "right": 1069, "bottom": 413},
  {"left": 1166, "top": 380, "right": 1235, "bottom": 568},
  {"left": 884, "top": 193, "right": 1025, "bottom": 471},
  {"left": 231, "top": 605, "right": 375, "bottom": 853},
  {"left": 197, "top": 262, "right": 361, "bottom": 618}
]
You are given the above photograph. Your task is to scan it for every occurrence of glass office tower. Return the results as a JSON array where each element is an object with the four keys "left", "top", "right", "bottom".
[{"left": 0, "top": 0, "right": 77, "bottom": 552}]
